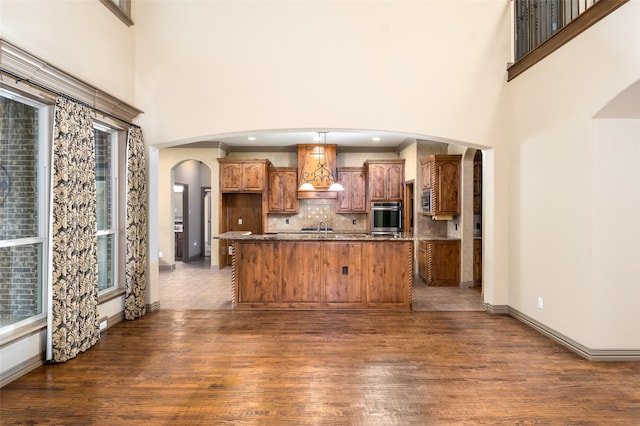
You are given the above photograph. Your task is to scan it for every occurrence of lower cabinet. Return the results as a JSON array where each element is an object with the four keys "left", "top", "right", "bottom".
[
  {"left": 280, "top": 241, "right": 322, "bottom": 303},
  {"left": 324, "top": 242, "right": 364, "bottom": 303},
  {"left": 420, "top": 239, "right": 460, "bottom": 286},
  {"left": 231, "top": 239, "right": 412, "bottom": 309},
  {"left": 235, "top": 241, "right": 278, "bottom": 303}
]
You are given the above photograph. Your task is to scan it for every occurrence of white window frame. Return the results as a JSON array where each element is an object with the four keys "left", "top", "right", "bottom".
[
  {"left": 94, "top": 123, "right": 119, "bottom": 294},
  {"left": 0, "top": 89, "right": 50, "bottom": 336}
]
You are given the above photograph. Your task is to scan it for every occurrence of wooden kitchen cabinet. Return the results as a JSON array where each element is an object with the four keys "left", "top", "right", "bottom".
[
  {"left": 418, "top": 240, "right": 427, "bottom": 281},
  {"left": 423, "top": 239, "right": 460, "bottom": 286},
  {"left": 421, "top": 155, "right": 461, "bottom": 216},
  {"left": 218, "top": 158, "right": 270, "bottom": 192},
  {"left": 230, "top": 238, "right": 412, "bottom": 310},
  {"left": 366, "top": 241, "right": 412, "bottom": 304},
  {"left": 336, "top": 167, "right": 366, "bottom": 213},
  {"left": 268, "top": 167, "right": 299, "bottom": 213},
  {"left": 235, "top": 241, "right": 278, "bottom": 303},
  {"left": 280, "top": 241, "right": 322, "bottom": 303},
  {"left": 366, "top": 159, "right": 405, "bottom": 202},
  {"left": 323, "top": 242, "right": 364, "bottom": 303}
]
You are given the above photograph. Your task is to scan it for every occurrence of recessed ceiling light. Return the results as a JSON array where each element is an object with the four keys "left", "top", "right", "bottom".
[
  {"left": 247, "top": 136, "right": 256, "bottom": 141},
  {"left": 372, "top": 137, "right": 381, "bottom": 142}
]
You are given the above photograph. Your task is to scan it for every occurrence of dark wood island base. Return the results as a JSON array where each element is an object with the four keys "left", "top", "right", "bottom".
[{"left": 226, "top": 235, "right": 413, "bottom": 310}]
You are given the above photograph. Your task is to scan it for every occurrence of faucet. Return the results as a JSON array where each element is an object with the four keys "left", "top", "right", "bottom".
[{"left": 318, "top": 221, "right": 328, "bottom": 235}]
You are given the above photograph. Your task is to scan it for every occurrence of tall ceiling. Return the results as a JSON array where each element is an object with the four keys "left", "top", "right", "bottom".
[{"left": 175, "top": 129, "right": 420, "bottom": 150}]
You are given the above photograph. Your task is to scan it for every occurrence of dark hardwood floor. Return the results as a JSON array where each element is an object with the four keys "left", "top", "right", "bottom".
[{"left": 2, "top": 309, "right": 639, "bottom": 424}]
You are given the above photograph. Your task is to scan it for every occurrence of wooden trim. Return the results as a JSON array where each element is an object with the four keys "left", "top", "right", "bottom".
[
  {"left": 507, "top": 0, "right": 630, "bottom": 81},
  {"left": 0, "top": 39, "right": 142, "bottom": 122},
  {"left": 484, "top": 303, "right": 640, "bottom": 361},
  {"left": 97, "top": 287, "right": 126, "bottom": 304},
  {"left": 0, "top": 318, "right": 46, "bottom": 348},
  {"left": 0, "top": 353, "right": 44, "bottom": 388}
]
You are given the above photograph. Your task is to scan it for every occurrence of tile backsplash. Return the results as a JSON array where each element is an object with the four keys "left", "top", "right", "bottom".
[{"left": 267, "top": 199, "right": 367, "bottom": 233}]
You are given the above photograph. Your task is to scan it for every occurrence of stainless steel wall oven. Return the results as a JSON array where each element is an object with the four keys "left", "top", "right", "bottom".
[{"left": 370, "top": 202, "right": 402, "bottom": 235}]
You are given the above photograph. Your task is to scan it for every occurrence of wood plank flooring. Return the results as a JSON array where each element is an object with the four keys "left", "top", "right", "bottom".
[
  {"left": 2, "top": 309, "right": 639, "bottom": 424},
  {"left": 158, "top": 259, "right": 484, "bottom": 312}
]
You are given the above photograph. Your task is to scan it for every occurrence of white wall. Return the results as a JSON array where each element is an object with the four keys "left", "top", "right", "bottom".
[
  {"left": 0, "top": 0, "right": 136, "bottom": 105},
  {"left": 133, "top": 0, "right": 510, "bottom": 147},
  {"left": 507, "top": 2, "right": 640, "bottom": 349},
  {"left": 591, "top": 119, "right": 640, "bottom": 349}
]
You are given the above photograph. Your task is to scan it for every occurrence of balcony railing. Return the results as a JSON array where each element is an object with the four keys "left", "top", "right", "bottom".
[
  {"left": 508, "top": 0, "right": 629, "bottom": 81},
  {"left": 515, "top": 0, "right": 598, "bottom": 61}
]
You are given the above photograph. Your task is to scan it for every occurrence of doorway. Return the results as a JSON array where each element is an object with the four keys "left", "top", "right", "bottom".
[
  {"left": 202, "top": 188, "right": 212, "bottom": 258},
  {"left": 173, "top": 183, "right": 189, "bottom": 261}
]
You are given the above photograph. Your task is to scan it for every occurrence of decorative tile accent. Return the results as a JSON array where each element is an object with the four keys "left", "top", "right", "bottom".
[{"left": 305, "top": 204, "right": 330, "bottom": 221}]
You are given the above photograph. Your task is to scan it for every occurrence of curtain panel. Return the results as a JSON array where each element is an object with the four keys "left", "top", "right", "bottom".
[
  {"left": 48, "top": 97, "right": 100, "bottom": 363},
  {"left": 124, "top": 127, "right": 147, "bottom": 320}
]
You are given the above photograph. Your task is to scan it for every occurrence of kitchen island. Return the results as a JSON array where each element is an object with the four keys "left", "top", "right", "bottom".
[{"left": 218, "top": 232, "right": 414, "bottom": 310}]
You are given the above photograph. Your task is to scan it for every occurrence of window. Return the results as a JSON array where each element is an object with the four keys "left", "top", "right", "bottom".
[
  {"left": 99, "top": 0, "right": 133, "bottom": 26},
  {"left": 94, "top": 125, "right": 118, "bottom": 293},
  {"left": 0, "top": 91, "right": 48, "bottom": 330}
]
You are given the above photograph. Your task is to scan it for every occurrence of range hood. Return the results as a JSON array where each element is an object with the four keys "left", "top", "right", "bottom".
[{"left": 297, "top": 144, "right": 339, "bottom": 199}]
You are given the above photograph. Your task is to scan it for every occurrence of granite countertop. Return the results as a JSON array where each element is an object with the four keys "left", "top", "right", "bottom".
[
  {"left": 418, "top": 236, "right": 462, "bottom": 241},
  {"left": 216, "top": 231, "right": 414, "bottom": 241}
]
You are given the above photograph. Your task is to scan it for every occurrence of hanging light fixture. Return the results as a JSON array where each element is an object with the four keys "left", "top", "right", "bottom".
[{"left": 299, "top": 132, "right": 344, "bottom": 191}]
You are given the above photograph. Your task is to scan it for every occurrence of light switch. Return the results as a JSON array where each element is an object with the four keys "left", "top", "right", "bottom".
[{"left": 238, "top": 218, "right": 243, "bottom": 225}]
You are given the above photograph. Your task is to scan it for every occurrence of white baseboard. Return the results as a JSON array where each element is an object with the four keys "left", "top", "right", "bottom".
[{"left": 483, "top": 303, "right": 640, "bottom": 361}]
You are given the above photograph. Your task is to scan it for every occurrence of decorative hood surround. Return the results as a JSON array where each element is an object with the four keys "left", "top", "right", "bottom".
[{"left": 297, "top": 144, "right": 338, "bottom": 199}]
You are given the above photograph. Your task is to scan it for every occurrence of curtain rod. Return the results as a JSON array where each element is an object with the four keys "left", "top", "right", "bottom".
[{"left": 0, "top": 67, "right": 139, "bottom": 129}]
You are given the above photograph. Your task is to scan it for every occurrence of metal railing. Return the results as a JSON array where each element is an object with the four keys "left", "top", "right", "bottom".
[{"left": 515, "top": 0, "right": 599, "bottom": 61}]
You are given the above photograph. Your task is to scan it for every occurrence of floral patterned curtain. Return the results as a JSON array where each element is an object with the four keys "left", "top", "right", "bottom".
[
  {"left": 124, "top": 127, "right": 147, "bottom": 320},
  {"left": 49, "top": 97, "right": 100, "bottom": 362}
]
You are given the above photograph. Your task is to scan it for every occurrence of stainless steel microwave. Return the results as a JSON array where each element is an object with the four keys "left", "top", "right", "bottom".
[
  {"left": 370, "top": 202, "right": 402, "bottom": 235},
  {"left": 421, "top": 190, "right": 432, "bottom": 213}
]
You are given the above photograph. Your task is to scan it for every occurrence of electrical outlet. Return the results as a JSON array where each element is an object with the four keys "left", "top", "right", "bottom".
[
  {"left": 286, "top": 219, "right": 289, "bottom": 224},
  {"left": 352, "top": 219, "right": 357, "bottom": 225},
  {"left": 99, "top": 320, "right": 107, "bottom": 331},
  {"left": 228, "top": 246, "right": 233, "bottom": 255},
  {"left": 537, "top": 297, "right": 544, "bottom": 310},
  {"left": 238, "top": 218, "right": 243, "bottom": 225}
]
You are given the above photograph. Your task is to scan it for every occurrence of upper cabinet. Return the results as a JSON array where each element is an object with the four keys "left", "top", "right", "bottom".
[
  {"left": 336, "top": 167, "right": 366, "bottom": 213},
  {"left": 421, "top": 154, "right": 461, "bottom": 216},
  {"left": 268, "top": 167, "right": 299, "bottom": 213},
  {"left": 218, "top": 158, "right": 270, "bottom": 192},
  {"left": 365, "top": 159, "right": 405, "bottom": 202}
]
